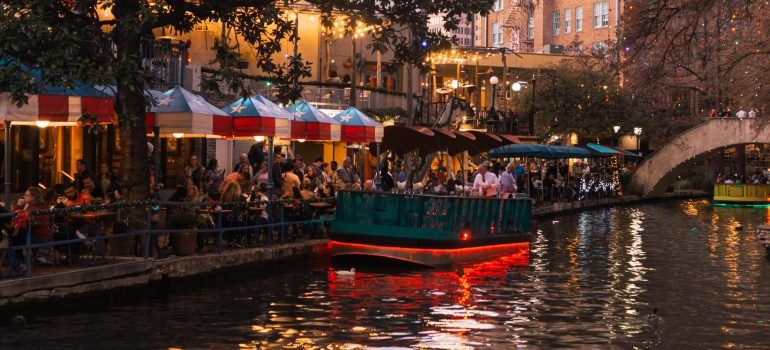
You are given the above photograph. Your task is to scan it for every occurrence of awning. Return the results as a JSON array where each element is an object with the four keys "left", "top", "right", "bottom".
[
  {"left": 584, "top": 143, "right": 623, "bottom": 157},
  {"left": 286, "top": 99, "right": 341, "bottom": 141},
  {"left": 422, "top": 128, "right": 457, "bottom": 157},
  {"left": 374, "top": 125, "right": 435, "bottom": 156},
  {"left": 333, "top": 107, "right": 383, "bottom": 143},
  {"left": 466, "top": 131, "right": 519, "bottom": 156},
  {"left": 490, "top": 144, "right": 592, "bottom": 159},
  {"left": 223, "top": 95, "right": 293, "bottom": 139},
  {"left": 145, "top": 86, "right": 232, "bottom": 138},
  {"left": 450, "top": 131, "right": 477, "bottom": 155}
]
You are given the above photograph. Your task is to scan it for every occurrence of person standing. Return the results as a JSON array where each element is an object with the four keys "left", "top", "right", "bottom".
[
  {"left": 248, "top": 141, "right": 265, "bottom": 174},
  {"left": 379, "top": 162, "right": 395, "bottom": 192},
  {"left": 205, "top": 158, "right": 225, "bottom": 200},
  {"left": 281, "top": 162, "right": 301, "bottom": 199},
  {"left": 472, "top": 163, "right": 499, "bottom": 197},
  {"left": 94, "top": 163, "right": 120, "bottom": 199},
  {"left": 499, "top": 163, "right": 516, "bottom": 198},
  {"left": 185, "top": 155, "right": 206, "bottom": 190},
  {"left": 736, "top": 107, "right": 748, "bottom": 119},
  {"left": 335, "top": 157, "right": 360, "bottom": 190},
  {"left": 292, "top": 156, "right": 305, "bottom": 180},
  {"left": 74, "top": 159, "right": 93, "bottom": 191}
]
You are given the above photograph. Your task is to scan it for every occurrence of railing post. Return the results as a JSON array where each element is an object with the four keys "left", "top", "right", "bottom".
[
  {"left": 144, "top": 206, "right": 152, "bottom": 259},
  {"left": 216, "top": 211, "right": 223, "bottom": 253},
  {"left": 25, "top": 220, "right": 32, "bottom": 277}
]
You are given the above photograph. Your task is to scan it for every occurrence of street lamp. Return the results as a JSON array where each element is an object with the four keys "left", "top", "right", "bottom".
[
  {"left": 487, "top": 76, "right": 499, "bottom": 132},
  {"left": 633, "top": 127, "right": 642, "bottom": 154},
  {"left": 512, "top": 82, "right": 522, "bottom": 92}
]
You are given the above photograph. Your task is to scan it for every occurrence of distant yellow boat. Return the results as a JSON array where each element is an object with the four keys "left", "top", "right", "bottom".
[{"left": 713, "top": 184, "right": 770, "bottom": 203}]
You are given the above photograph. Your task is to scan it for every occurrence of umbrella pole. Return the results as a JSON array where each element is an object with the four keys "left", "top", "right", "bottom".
[
  {"left": 459, "top": 153, "right": 463, "bottom": 196},
  {"left": 153, "top": 119, "right": 160, "bottom": 200},
  {"left": 374, "top": 142, "right": 381, "bottom": 190},
  {"left": 267, "top": 137, "right": 275, "bottom": 196},
  {"left": 4, "top": 121, "right": 11, "bottom": 207}
]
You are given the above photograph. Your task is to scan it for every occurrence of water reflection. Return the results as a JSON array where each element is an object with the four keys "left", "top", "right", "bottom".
[{"left": 3, "top": 200, "right": 770, "bottom": 349}]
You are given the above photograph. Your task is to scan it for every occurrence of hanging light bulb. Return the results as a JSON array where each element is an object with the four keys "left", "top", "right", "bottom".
[
  {"left": 173, "top": 133, "right": 185, "bottom": 139},
  {"left": 254, "top": 136, "right": 266, "bottom": 142},
  {"left": 35, "top": 120, "right": 50, "bottom": 128}
]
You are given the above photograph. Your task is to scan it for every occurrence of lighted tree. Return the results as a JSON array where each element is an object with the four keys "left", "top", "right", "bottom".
[
  {"left": 514, "top": 44, "right": 645, "bottom": 141},
  {"left": 0, "top": 0, "right": 494, "bottom": 205},
  {"left": 622, "top": 0, "right": 770, "bottom": 122}
]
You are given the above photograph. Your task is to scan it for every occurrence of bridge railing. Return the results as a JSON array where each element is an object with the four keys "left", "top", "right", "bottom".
[{"left": 638, "top": 116, "right": 756, "bottom": 161}]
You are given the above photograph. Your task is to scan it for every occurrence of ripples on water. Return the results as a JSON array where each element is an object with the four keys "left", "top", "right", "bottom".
[{"left": 4, "top": 200, "right": 770, "bottom": 349}]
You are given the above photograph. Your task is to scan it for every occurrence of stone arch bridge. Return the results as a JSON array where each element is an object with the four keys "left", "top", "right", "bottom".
[{"left": 630, "top": 118, "right": 770, "bottom": 196}]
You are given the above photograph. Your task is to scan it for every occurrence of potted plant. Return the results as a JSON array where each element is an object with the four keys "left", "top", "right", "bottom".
[{"left": 166, "top": 207, "right": 207, "bottom": 256}]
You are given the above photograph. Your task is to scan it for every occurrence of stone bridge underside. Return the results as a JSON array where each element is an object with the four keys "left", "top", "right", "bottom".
[{"left": 631, "top": 118, "right": 770, "bottom": 196}]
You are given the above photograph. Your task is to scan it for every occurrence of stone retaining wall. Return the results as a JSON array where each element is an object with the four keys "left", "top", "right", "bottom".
[
  {"left": 532, "top": 191, "right": 708, "bottom": 218},
  {"left": 0, "top": 240, "right": 329, "bottom": 308}
]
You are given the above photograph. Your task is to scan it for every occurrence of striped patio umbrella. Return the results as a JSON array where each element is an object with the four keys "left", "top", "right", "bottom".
[
  {"left": 333, "top": 107, "right": 383, "bottom": 142},
  {"left": 145, "top": 86, "right": 232, "bottom": 138},
  {"left": 285, "top": 99, "right": 341, "bottom": 141},
  {"left": 223, "top": 95, "right": 293, "bottom": 139},
  {"left": 0, "top": 59, "right": 114, "bottom": 125}
]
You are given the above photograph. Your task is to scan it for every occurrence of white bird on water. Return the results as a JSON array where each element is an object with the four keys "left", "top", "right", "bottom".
[{"left": 335, "top": 268, "right": 356, "bottom": 276}]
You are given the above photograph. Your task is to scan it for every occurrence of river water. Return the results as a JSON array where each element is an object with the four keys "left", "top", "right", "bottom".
[{"left": 4, "top": 200, "right": 770, "bottom": 349}]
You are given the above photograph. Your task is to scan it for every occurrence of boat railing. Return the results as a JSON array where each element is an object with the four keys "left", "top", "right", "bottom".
[{"left": 334, "top": 190, "right": 531, "bottom": 241}]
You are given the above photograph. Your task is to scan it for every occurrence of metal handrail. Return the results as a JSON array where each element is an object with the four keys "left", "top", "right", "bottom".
[{"left": 1, "top": 199, "right": 336, "bottom": 279}]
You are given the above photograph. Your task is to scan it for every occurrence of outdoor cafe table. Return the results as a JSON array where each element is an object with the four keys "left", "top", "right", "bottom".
[{"left": 67, "top": 211, "right": 117, "bottom": 264}]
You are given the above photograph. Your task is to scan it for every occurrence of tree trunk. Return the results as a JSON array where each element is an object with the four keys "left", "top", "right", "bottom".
[{"left": 114, "top": 14, "right": 150, "bottom": 205}]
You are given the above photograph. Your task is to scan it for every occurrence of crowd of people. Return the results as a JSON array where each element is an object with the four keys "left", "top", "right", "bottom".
[
  {"left": 708, "top": 106, "right": 763, "bottom": 119},
  {"left": 715, "top": 168, "right": 770, "bottom": 185},
  {"left": 1, "top": 142, "right": 361, "bottom": 273},
  {"left": 375, "top": 158, "right": 630, "bottom": 205}
]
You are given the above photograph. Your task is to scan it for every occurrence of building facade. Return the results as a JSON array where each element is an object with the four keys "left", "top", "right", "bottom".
[
  {"left": 428, "top": 14, "right": 475, "bottom": 47},
  {"left": 475, "top": 0, "right": 623, "bottom": 54}
]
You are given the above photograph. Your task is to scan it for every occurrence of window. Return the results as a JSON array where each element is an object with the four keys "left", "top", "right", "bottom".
[
  {"left": 593, "top": 2, "right": 609, "bottom": 28},
  {"left": 552, "top": 11, "right": 560, "bottom": 35},
  {"left": 527, "top": 16, "right": 535, "bottom": 40},
  {"left": 576, "top": 7, "right": 583, "bottom": 31},
  {"left": 492, "top": 23, "right": 503, "bottom": 46},
  {"left": 592, "top": 40, "right": 608, "bottom": 54},
  {"left": 564, "top": 9, "right": 571, "bottom": 33},
  {"left": 493, "top": 0, "right": 503, "bottom": 11}
]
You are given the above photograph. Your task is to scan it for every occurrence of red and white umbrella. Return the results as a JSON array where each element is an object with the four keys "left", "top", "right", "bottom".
[
  {"left": 0, "top": 86, "right": 114, "bottom": 126},
  {"left": 285, "top": 100, "right": 341, "bottom": 141},
  {"left": 333, "top": 107, "right": 383, "bottom": 142},
  {"left": 223, "top": 95, "right": 294, "bottom": 139},
  {"left": 145, "top": 86, "right": 232, "bottom": 138}
]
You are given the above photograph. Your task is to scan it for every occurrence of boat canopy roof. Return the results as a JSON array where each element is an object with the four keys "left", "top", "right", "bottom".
[
  {"left": 584, "top": 143, "right": 623, "bottom": 157},
  {"left": 490, "top": 144, "right": 592, "bottom": 159}
]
